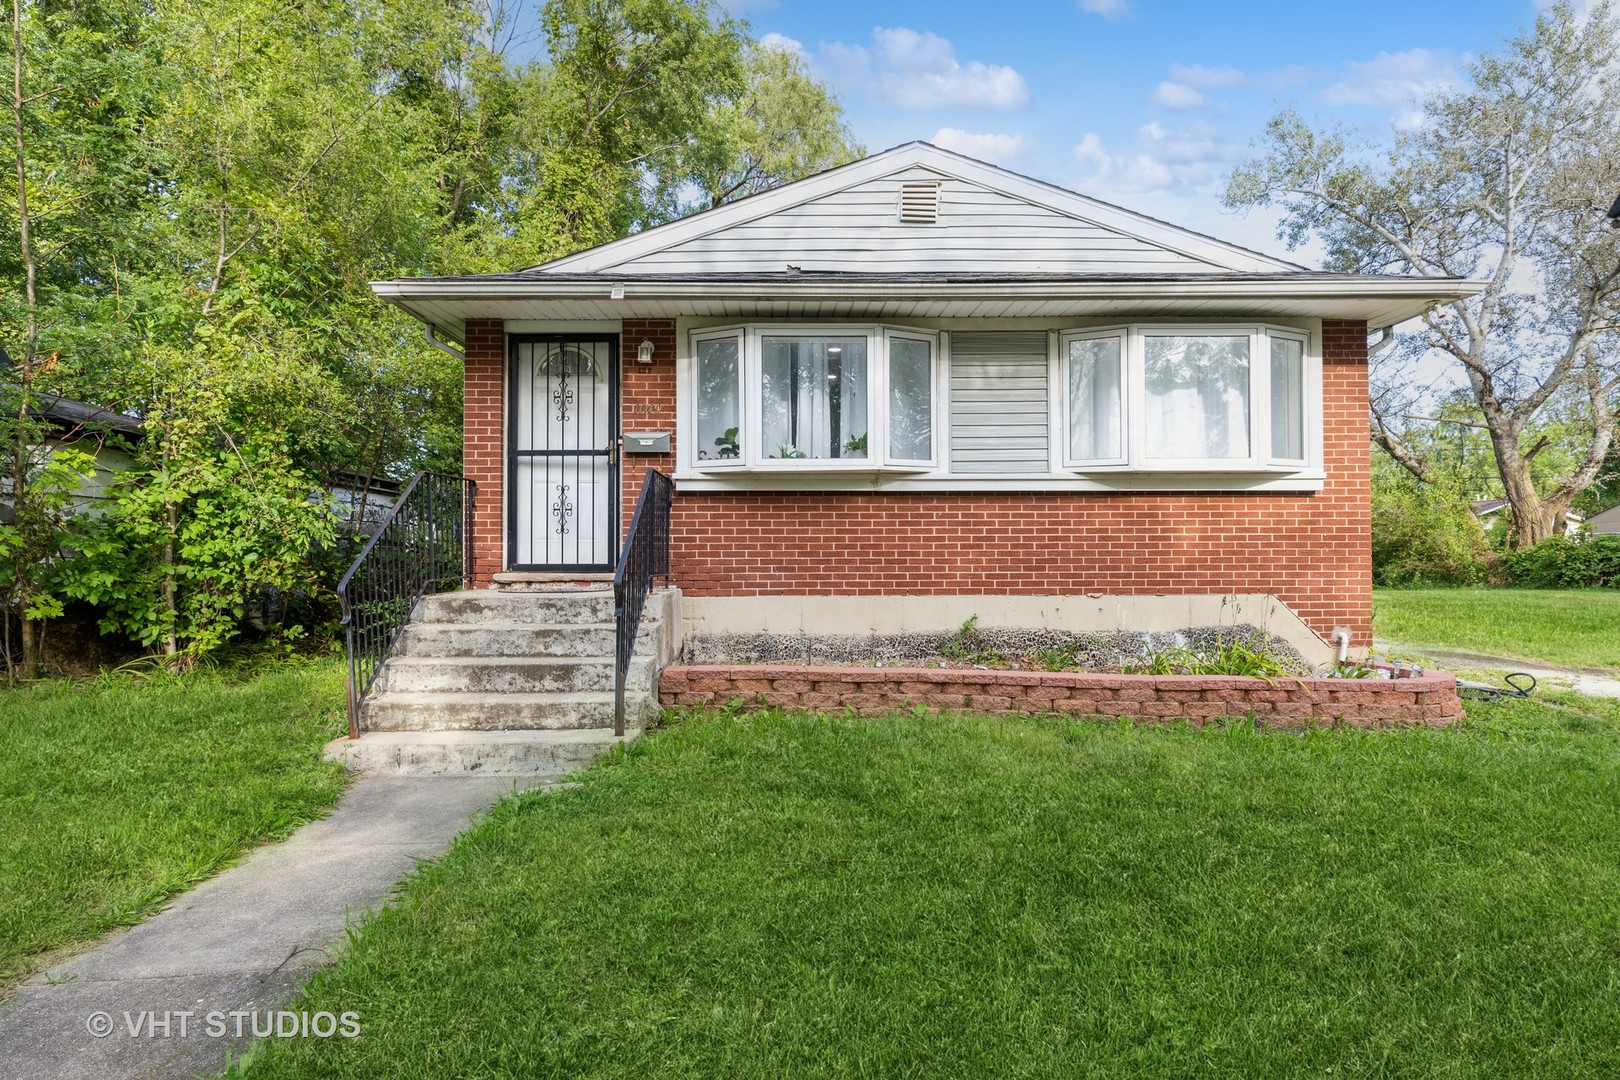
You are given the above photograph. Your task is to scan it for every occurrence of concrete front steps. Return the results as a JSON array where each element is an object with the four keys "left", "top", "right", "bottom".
[{"left": 326, "top": 587, "right": 680, "bottom": 777}]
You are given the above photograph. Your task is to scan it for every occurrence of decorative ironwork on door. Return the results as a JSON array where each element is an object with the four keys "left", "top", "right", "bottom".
[{"left": 509, "top": 336, "right": 618, "bottom": 570}]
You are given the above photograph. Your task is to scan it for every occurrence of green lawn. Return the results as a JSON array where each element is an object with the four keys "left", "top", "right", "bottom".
[
  {"left": 244, "top": 700, "right": 1620, "bottom": 1078},
  {"left": 0, "top": 661, "right": 349, "bottom": 991},
  {"left": 1373, "top": 587, "right": 1620, "bottom": 669}
]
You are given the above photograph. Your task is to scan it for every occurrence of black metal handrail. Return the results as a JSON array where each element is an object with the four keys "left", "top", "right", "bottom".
[
  {"left": 338, "top": 471, "right": 475, "bottom": 738},
  {"left": 613, "top": 469, "right": 672, "bottom": 736}
]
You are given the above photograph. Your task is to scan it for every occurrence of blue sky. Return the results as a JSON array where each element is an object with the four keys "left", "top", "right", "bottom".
[{"left": 723, "top": 0, "right": 1558, "bottom": 263}]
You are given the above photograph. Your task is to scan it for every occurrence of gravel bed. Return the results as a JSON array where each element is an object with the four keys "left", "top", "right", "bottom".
[{"left": 678, "top": 623, "right": 1308, "bottom": 674}]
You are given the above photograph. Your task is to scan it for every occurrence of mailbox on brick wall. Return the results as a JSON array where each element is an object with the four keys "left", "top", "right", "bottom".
[{"left": 624, "top": 432, "right": 671, "bottom": 454}]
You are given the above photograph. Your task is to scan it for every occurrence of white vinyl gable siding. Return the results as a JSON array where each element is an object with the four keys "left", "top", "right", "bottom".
[{"left": 574, "top": 167, "right": 1227, "bottom": 277}]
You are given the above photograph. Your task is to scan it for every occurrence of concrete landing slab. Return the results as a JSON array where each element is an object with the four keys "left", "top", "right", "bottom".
[{"left": 0, "top": 774, "right": 556, "bottom": 1080}]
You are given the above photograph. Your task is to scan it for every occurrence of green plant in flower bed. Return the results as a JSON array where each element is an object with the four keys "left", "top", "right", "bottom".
[
  {"left": 1029, "top": 644, "right": 1080, "bottom": 672},
  {"left": 939, "top": 615, "right": 1007, "bottom": 666},
  {"left": 1124, "top": 633, "right": 1298, "bottom": 681}
]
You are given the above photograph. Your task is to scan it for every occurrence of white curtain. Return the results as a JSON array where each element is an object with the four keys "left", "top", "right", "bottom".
[
  {"left": 761, "top": 336, "right": 868, "bottom": 459},
  {"left": 1144, "top": 335, "right": 1250, "bottom": 460},
  {"left": 1068, "top": 336, "right": 1123, "bottom": 460},
  {"left": 1270, "top": 337, "right": 1304, "bottom": 460}
]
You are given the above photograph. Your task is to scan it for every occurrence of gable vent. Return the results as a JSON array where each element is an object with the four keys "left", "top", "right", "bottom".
[{"left": 898, "top": 181, "right": 941, "bottom": 224}]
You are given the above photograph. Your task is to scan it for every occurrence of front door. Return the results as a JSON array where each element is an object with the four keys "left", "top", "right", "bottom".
[{"left": 508, "top": 335, "right": 618, "bottom": 570}]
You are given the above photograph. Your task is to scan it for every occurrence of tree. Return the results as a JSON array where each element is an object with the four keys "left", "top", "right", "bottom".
[
  {"left": 1225, "top": 2, "right": 1620, "bottom": 547},
  {"left": 4, "top": 0, "right": 860, "bottom": 662},
  {"left": 4, "top": 0, "right": 160, "bottom": 674},
  {"left": 688, "top": 41, "right": 863, "bottom": 210}
]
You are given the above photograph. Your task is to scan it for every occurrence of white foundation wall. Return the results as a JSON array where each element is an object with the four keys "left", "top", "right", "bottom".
[{"left": 680, "top": 593, "right": 1341, "bottom": 668}]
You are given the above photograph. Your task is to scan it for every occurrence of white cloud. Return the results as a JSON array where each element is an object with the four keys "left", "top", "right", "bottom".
[
  {"left": 818, "top": 27, "right": 1031, "bottom": 110},
  {"left": 1070, "top": 121, "right": 1235, "bottom": 197},
  {"left": 1322, "top": 48, "right": 1460, "bottom": 108},
  {"left": 1168, "top": 63, "right": 1247, "bottom": 89},
  {"left": 1077, "top": 0, "right": 1131, "bottom": 17},
  {"left": 1151, "top": 81, "right": 1216, "bottom": 111},
  {"left": 756, "top": 32, "right": 805, "bottom": 58},
  {"left": 930, "top": 128, "right": 1030, "bottom": 163}
]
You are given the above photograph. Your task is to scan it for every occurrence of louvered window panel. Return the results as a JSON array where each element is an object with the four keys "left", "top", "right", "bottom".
[{"left": 898, "top": 182, "right": 940, "bottom": 224}]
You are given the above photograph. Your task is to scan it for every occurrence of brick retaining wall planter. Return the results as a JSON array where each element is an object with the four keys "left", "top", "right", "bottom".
[{"left": 659, "top": 665, "right": 1464, "bottom": 727}]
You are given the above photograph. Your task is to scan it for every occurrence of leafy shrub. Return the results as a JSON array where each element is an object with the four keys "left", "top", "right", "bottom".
[
  {"left": 1123, "top": 633, "right": 1299, "bottom": 682},
  {"left": 1371, "top": 474, "right": 1493, "bottom": 586},
  {"left": 1499, "top": 534, "right": 1620, "bottom": 588}
]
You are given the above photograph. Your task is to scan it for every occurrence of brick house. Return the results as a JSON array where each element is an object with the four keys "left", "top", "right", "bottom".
[{"left": 372, "top": 143, "right": 1479, "bottom": 666}]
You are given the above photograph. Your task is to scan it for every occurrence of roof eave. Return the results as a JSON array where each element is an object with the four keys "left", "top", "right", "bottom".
[{"left": 374, "top": 275, "right": 1483, "bottom": 328}]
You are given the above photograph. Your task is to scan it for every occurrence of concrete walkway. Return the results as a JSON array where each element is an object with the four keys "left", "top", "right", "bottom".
[
  {"left": 1374, "top": 639, "right": 1620, "bottom": 699},
  {"left": 0, "top": 774, "right": 555, "bottom": 1080}
]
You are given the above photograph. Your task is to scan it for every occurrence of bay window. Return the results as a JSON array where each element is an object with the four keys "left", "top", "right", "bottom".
[
  {"left": 1061, "top": 324, "right": 1313, "bottom": 472},
  {"left": 689, "top": 325, "right": 939, "bottom": 471},
  {"left": 688, "top": 322, "right": 1313, "bottom": 481}
]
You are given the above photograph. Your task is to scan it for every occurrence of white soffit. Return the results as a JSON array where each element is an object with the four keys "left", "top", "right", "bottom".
[{"left": 377, "top": 276, "right": 1483, "bottom": 341}]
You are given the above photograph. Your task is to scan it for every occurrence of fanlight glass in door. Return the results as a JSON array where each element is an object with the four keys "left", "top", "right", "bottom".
[{"left": 512, "top": 339, "right": 615, "bottom": 568}]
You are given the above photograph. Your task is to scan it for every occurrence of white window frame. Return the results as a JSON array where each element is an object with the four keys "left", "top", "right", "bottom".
[
  {"left": 882, "top": 328, "right": 941, "bottom": 469},
  {"left": 1133, "top": 324, "right": 1262, "bottom": 471},
  {"left": 1264, "top": 327, "right": 1312, "bottom": 468},
  {"left": 1058, "top": 327, "right": 1130, "bottom": 469},
  {"left": 689, "top": 326, "right": 745, "bottom": 469},
  {"left": 685, "top": 323, "right": 942, "bottom": 474},
  {"left": 1053, "top": 322, "right": 1317, "bottom": 474}
]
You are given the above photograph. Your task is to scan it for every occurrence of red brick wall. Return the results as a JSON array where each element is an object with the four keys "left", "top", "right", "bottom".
[
  {"left": 463, "top": 318, "right": 505, "bottom": 587},
  {"left": 660, "top": 665, "right": 1463, "bottom": 727},
  {"left": 620, "top": 319, "right": 678, "bottom": 538},
  {"left": 465, "top": 316, "right": 1375, "bottom": 646}
]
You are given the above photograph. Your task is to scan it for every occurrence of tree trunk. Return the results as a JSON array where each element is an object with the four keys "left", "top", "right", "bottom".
[
  {"left": 18, "top": 613, "right": 39, "bottom": 676},
  {"left": 1498, "top": 447, "right": 1569, "bottom": 549}
]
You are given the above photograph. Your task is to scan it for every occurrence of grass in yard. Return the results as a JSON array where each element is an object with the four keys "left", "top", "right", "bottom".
[
  {"left": 243, "top": 699, "right": 1620, "bottom": 1079},
  {"left": 1373, "top": 587, "right": 1620, "bottom": 669},
  {"left": 0, "top": 660, "right": 349, "bottom": 991}
]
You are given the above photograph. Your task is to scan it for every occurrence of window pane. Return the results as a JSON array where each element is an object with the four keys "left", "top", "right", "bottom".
[
  {"left": 1067, "top": 336, "right": 1122, "bottom": 460},
  {"left": 761, "top": 336, "right": 868, "bottom": 460},
  {"left": 888, "top": 337, "right": 932, "bottom": 460},
  {"left": 1144, "top": 335, "right": 1250, "bottom": 459},
  {"left": 695, "top": 337, "right": 740, "bottom": 464},
  {"left": 1270, "top": 337, "right": 1305, "bottom": 460}
]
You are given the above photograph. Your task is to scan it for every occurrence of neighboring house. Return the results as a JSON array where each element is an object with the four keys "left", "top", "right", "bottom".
[
  {"left": 1471, "top": 499, "right": 1585, "bottom": 538},
  {"left": 0, "top": 392, "right": 143, "bottom": 525},
  {"left": 1587, "top": 505, "right": 1620, "bottom": 536},
  {"left": 329, "top": 470, "right": 401, "bottom": 534},
  {"left": 371, "top": 142, "right": 1482, "bottom": 665},
  {"left": 0, "top": 389, "right": 399, "bottom": 531}
]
